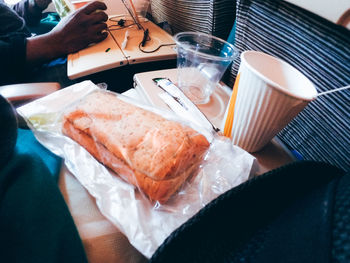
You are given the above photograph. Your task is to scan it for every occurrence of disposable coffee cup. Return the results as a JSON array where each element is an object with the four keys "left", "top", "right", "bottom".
[
  {"left": 174, "top": 32, "right": 238, "bottom": 105},
  {"left": 222, "top": 51, "right": 318, "bottom": 152}
]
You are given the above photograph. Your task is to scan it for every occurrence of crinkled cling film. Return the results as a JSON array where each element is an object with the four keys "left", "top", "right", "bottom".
[
  {"left": 52, "top": 0, "right": 74, "bottom": 18},
  {"left": 17, "top": 81, "right": 256, "bottom": 258}
]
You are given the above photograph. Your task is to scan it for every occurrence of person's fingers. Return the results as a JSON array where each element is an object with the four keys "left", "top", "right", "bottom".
[
  {"left": 82, "top": 1, "right": 107, "bottom": 15},
  {"left": 95, "top": 31, "right": 108, "bottom": 42},
  {"left": 90, "top": 22, "right": 108, "bottom": 33},
  {"left": 88, "top": 10, "right": 108, "bottom": 24},
  {"left": 87, "top": 23, "right": 108, "bottom": 39},
  {"left": 85, "top": 30, "right": 108, "bottom": 44}
]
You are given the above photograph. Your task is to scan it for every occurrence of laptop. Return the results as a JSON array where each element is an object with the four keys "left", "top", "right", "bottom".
[{"left": 67, "top": 18, "right": 177, "bottom": 79}]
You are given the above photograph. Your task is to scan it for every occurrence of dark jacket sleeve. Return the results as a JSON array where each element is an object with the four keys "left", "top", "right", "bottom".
[
  {"left": 0, "top": 3, "right": 31, "bottom": 85},
  {"left": 11, "top": 0, "right": 43, "bottom": 26},
  {"left": 0, "top": 0, "right": 42, "bottom": 26}
]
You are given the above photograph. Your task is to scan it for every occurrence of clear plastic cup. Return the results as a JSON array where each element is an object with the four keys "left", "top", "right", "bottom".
[
  {"left": 174, "top": 32, "right": 238, "bottom": 104},
  {"left": 133, "top": 0, "right": 150, "bottom": 20}
]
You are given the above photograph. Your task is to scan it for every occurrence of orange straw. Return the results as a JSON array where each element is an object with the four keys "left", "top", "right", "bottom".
[{"left": 223, "top": 73, "right": 241, "bottom": 138}]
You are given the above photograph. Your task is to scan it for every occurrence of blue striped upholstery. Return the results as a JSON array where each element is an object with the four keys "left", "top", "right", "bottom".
[
  {"left": 150, "top": 0, "right": 235, "bottom": 40},
  {"left": 231, "top": 0, "right": 350, "bottom": 171}
]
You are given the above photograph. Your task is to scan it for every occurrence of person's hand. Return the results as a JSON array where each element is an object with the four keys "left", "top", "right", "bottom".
[
  {"left": 49, "top": 1, "right": 108, "bottom": 55},
  {"left": 26, "top": 1, "right": 108, "bottom": 65}
]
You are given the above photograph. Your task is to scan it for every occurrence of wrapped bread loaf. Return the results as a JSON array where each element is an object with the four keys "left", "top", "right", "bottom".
[{"left": 62, "top": 91, "right": 210, "bottom": 203}]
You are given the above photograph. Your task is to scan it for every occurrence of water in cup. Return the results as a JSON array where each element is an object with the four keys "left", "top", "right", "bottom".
[
  {"left": 174, "top": 32, "right": 238, "bottom": 104},
  {"left": 177, "top": 64, "right": 221, "bottom": 104}
]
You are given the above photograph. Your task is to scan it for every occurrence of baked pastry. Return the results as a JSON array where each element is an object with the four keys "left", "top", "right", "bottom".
[{"left": 62, "top": 91, "right": 210, "bottom": 203}]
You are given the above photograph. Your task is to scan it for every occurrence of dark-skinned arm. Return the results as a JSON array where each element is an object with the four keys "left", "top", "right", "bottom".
[{"left": 26, "top": 1, "right": 108, "bottom": 65}]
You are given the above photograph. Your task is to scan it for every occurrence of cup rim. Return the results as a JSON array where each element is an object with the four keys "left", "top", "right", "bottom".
[
  {"left": 241, "top": 51, "right": 318, "bottom": 101},
  {"left": 174, "top": 31, "right": 238, "bottom": 62}
]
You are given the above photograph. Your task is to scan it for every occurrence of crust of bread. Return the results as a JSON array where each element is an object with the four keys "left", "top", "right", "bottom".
[{"left": 62, "top": 91, "right": 209, "bottom": 203}]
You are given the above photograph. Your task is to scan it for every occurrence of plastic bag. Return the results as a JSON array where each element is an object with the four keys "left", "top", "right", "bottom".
[
  {"left": 62, "top": 89, "right": 211, "bottom": 204},
  {"left": 52, "top": 0, "right": 75, "bottom": 17},
  {"left": 17, "top": 81, "right": 256, "bottom": 258}
]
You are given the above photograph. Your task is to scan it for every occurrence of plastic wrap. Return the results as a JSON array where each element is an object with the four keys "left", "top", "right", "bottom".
[
  {"left": 61, "top": 89, "right": 210, "bottom": 204},
  {"left": 52, "top": 0, "right": 75, "bottom": 18},
  {"left": 17, "top": 81, "right": 256, "bottom": 258}
]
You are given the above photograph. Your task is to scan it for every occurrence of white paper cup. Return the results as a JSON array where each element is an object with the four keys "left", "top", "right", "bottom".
[{"left": 222, "top": 51, "right": 318, "bottom": 152}]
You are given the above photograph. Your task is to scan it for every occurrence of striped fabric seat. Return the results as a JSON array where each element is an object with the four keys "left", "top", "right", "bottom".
[
  {"left": 231, "top": 0, "right": 350, "bottom": 171},
  {"left": 150, "top": 0, "right": 235, "bottom": 40}
]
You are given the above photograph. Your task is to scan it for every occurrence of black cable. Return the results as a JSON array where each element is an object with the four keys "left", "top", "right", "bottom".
[
  {"left": 109, "top": 17, "right": 127, "bottom": 23},
  {"left": 108, "top": 23, "right": 136, "bottom": 31},
  {"left": 108, "top": 17, "right": 136, "bottom": 31},
  {"left": 107, "top": 17, "right": 175, "bottom": 53},
  {"left": 141, "top": 29, "right": 149, "bottom": 47},
  {"left": 117, "top": 19, "right": 126, "bottom": 26},
  {"left": 138, "top": 42, "right": 176, "bottom": 53}
]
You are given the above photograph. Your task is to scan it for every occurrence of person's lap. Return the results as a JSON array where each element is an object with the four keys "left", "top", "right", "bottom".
[{"left": 0, "top": 128, "right": 87, "bottom": 262}]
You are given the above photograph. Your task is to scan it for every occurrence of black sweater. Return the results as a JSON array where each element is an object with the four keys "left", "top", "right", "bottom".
[{"left": 0, "top": 0, "right": 42, "bottom": 85}]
